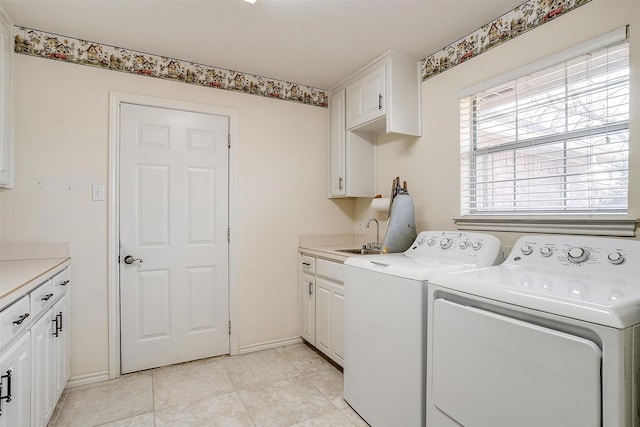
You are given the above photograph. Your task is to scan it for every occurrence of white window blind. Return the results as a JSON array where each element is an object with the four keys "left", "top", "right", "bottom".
[{"left": 460, "top": 32, "right": 629, "bottom": 217}]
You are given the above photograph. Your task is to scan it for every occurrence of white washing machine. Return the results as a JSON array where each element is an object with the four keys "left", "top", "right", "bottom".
[
  {"left": 427, "top": 234, "right": 640, "bottom": 427},
  {"left": 343, "top": 231, "right": 503, "bottom": 427}
]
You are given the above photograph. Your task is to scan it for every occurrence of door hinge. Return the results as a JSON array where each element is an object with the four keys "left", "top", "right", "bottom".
[
  {"left": 228, "top": 320, "right": 231, "bottom": 335},
  {"left": 227, "top": 227, "right": 230, "bottom": 242}
]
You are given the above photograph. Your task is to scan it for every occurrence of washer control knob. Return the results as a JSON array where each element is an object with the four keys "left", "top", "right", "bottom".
[
  {"left": 459, "top": 240, "right": 469, "bottom": 249},
  {"left": 427, "top": 238, "right": 436, "bottom": 246},
  {"left": 440, "top": 238, "right": 453, "bottom": 249},
  {"left": 540, "top": 246, "right": 553, "bottom": 257},
  {"left": 471, "top": 241, "right": 482, "bottom": 250},
  {"left": 568, "top": 247, "right": 590, "bottom": 264},
  {"left": 520, "top": 245, "right": 533, "bottom": 255},
  {"left": 607, "top": 252, "right": 624, "bottom": 265},
  {"left": 417, "top": 237, "right": 425, "bottom": 245}
]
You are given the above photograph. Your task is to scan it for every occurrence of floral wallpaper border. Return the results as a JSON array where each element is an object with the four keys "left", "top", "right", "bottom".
[
  {"left": 13, "top": 27, "right": 329, "bottom": 108},
  {"left": 13, "top": 0, "right": 592, "bottom": 102},
  {"left": 421, "top": 0, "right": 593, "bottom": 80}
]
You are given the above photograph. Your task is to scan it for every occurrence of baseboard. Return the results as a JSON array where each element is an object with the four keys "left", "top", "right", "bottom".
[
  {"left": 238, "top": 336, "right": 302, "bottom": 354},
  {"left": 66, "top": 371, "right": 111, "bottom": 388}
]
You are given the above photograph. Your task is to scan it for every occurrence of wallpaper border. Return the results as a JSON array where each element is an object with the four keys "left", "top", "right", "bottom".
[
  {"left": 420, "top": 0, "right": 593, "bottom": 81},
  {"left": 13, "top": 26, "right": 329, "bottom": 108},
  {"left": 12, "top": 0, "right": 594, "bottom": 103}
]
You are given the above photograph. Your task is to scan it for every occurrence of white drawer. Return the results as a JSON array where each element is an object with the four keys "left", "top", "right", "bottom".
[
  {"left": 0, "top": 295, "right": 30, "bottom": 348},
  {"left": 301, "top": 255, "right": 316, "bottom": 275},
  {"left": 52, "top": 268, "right": 70, "bottom": 297},
  {"left": 30, "top": 279, "right": 54, "bottom": 320},
  {"left": 316, "top": 259, "right": 344, "bottom": 282}
]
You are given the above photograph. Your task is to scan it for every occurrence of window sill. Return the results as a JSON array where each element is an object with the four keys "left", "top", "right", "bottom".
[{"left": 453, "top": 216, "right": 638, "bottom": 237}]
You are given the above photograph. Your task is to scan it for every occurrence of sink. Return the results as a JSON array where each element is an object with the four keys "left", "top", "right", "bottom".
[{"left": 336, "top": 248, "right": 381, "bottom": 255}]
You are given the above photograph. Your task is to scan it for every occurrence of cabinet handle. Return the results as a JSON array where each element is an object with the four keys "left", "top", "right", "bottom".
[
  {"left": 338, "top": 177, "right": 343, "bottom": 190},
  {"left": 52, "top": 317, "right": 59, "bottom": 337},
  {"left": 0, "top": 369, "right": 13, "bottom": 416},
  {"left": 41, "top": 293, "right": 54, "bottom": 301},
  {"left": 60, "top": 280, "right": 70, "bottom": 286},
  {"left": 306, "top": 281, "right": 313, "bottom": 295},
  {"left": 57, "top": 312, "right": 63, "bottom": 333},
  {"left": 12, "top": 313, "right": 29, "bottom": 325},
  {"left": 302, "top": 262, "right": 311, "bottom": 267},
  {"left": 378, "top": 94, "right": 382, "bottom": 110}
]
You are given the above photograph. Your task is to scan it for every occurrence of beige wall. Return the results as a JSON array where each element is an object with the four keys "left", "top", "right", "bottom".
[
  {"left": 0, "top": 56, "right": 356, "bottom": 379},
  {"left": 358, "top": 0, "right": 640, "bottom": 248}
]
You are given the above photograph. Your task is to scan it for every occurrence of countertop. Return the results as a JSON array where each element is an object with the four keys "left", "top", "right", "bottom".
[
  {"left": 298, "top": 233, "right": 379, "bottom": 263},
  {"left": 0, "top": 257, "right": 71, "bottom": 310}
]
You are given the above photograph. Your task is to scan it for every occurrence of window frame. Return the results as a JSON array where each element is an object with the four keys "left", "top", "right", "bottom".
[{"left": 455, "top": 27, "right": 636, "bottom": 237}]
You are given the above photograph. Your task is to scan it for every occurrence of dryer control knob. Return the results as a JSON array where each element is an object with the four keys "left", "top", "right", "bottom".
[
  {"left": 607, "top": 252, "right": 624, "bottom": 265},
  {"left": 459, "top": 240, "right": 469, "bottom": 249},
  {"left": 417, "top": 237, "right": 425, "bottom": 245},
  {"left": 540, "top": 246, "right": 553, "bottom": 257},
  {"left": 520, "top": 245, "right": 533, "bottom": 255},
  {"left": 440, "top": 238, "right": 452, "bottom": 249},
  {"left": 427, "top": 238, "right": 436, "bottom": 246},
  {"left": 471, "top": 241, "right": 482, "bottom": 250},
  {"left": 568, "top": 247, "right": 590, "bottom": 264}
]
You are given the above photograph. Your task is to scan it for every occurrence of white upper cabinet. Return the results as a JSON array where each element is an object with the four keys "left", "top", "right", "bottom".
[
  {"left": 341, "top": 51, "right": 421, "bottom": 137},
  {"left": 346, "top": 64, "right": 386, "bottom": 130},
  {"left": 328, "top": 51, "right": 420, "bottom": 198},
  {"left": 0, "top": 7, "right": 13, "bottom": 189},
  {"left": 329, "top": 90, "right": 346, "bottom": 197}
]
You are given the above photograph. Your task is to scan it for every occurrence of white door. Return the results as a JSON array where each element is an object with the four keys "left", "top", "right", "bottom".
[{"left": 119, "top": 103, "right": 230, "bottom": 374}]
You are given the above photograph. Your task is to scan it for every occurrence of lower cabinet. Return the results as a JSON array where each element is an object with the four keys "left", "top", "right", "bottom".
[
  {"left": 299, "top": 255, "right": 344, "bottom": 367},
  {"left": 31, "top": 292, "right": 69, "bottom": 427},
  {"left": 0, "top": 332, "right": 30, "bottom": 427},
  {"left": 0, "top": 265, "right": 70, "bottom": 427}
]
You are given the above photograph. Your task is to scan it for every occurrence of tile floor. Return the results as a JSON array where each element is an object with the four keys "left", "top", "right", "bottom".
[{"left": 48, "top": 343, "right": 368, "bottom": 427}]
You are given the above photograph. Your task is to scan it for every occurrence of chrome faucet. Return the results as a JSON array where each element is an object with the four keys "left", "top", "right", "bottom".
[{"left": 367, "top": 218, "right": 380, "bottom": 249}]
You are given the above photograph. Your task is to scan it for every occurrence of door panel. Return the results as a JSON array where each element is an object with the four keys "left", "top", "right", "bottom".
[
  {"left": 432, "top": 298, "right": 601, "bottom": 427},
  {"left": 120, "top": 103, "right": 230, "bottom": 373}
]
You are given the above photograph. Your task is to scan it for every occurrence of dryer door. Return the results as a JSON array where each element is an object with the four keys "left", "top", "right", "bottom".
[{"left": 432, "top": 299, "right": 601, "bottom": 427}]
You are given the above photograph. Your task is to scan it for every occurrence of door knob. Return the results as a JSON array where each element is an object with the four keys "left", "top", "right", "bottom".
[{"left": 123, "top": 255, "right": 143, "bottom": 264}]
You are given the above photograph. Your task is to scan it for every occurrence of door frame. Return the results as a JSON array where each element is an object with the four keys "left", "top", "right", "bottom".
[{"left": 107, "top": 91, "right": 239, "bottom": 379}]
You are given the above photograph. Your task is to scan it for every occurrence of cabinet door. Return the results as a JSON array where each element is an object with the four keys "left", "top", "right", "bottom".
[
  {"left": 346, "top": 64, "right": 386, "bottom": 130},
  {"left": 331, "top": 288, "right": 344, "bottom": 365},
  {"left": 0, "top": 11, "right": 13, "bottom": 188},
  {"left": 52, "top": 294, "right": 70, "bottom": 401},
  {"left": 31, "top": 311, "right": 54, "bottom": 427},
  {"left": 0, "top": 332, "right": 30, "bottom": 427},
  {"left": 314, "top": 279, "right": 332, "bottom": 356},
  {"left": 328, "top": 90, "right": 346, "bottom": 197},
  {"left": 300, "top": 273, "right": 315, "bottom": 345}
]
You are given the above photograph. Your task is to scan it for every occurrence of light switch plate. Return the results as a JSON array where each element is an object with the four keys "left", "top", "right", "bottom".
[{"left": 92, "top": 184, "right": 105, "bottom": 201}]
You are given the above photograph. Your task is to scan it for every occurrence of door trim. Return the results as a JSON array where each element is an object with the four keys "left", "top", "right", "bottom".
[{"left": 107, "top": 91, "right": 239, "bottom": 379}]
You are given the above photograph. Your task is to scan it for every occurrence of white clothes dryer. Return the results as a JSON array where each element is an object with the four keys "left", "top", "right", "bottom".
[
  {"left": 343, "top": 231, "right": 503, "bottom": 427},
  {"left": 427, "top": 235, "right": 640, "bottom": 427}
]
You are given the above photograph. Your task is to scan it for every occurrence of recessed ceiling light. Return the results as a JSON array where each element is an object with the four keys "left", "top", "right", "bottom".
[{"left": 244, "top": 0, "right": 257, "bottom": 4}]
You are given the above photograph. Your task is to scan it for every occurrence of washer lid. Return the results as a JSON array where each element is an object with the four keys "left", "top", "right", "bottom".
[
  {"left": 345, "top": 253, "right": 479, "bottom": 281},
  {"left": 430, "top": 265, "right": 640, "bottom": 329}
]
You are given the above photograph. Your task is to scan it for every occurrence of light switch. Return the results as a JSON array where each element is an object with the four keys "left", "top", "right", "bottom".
[{"left": 92, "top": 184, "right": 105, "bottom": 201}]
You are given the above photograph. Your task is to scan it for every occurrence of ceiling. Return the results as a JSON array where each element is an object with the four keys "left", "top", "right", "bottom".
[{"left": 0, "top": 0, "right": 525, "bottom": 90}]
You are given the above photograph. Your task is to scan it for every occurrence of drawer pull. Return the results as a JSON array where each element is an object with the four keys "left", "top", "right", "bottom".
[
  {"left": 60, "top": 280, "right": 70, "bottom": 286},
  {"left": 302, "top": 262, "right": 311, "bottom": 267},
  {"left": 12, "top": 313, "right": 29, "bottom": 325},
  {"left": 0, "top": 369, "right": 13, "bottom": 417},
  {"left": 41, "top": 293, "right": 54, "bottom": 301}
]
